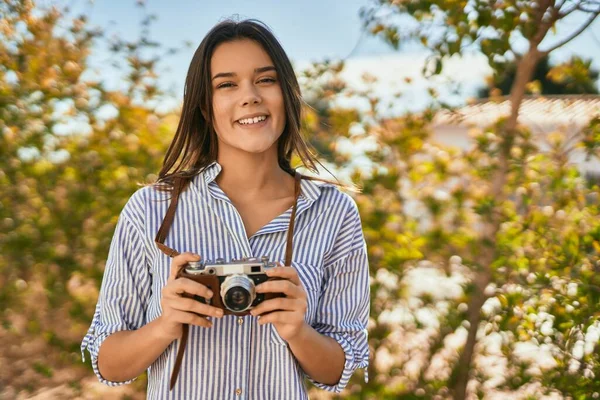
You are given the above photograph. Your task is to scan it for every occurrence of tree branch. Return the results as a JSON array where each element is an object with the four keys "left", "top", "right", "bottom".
[
  {"left": 540, "top": 11, "right": 599, "bottom": 55},
  {"left": 577, "top": 0, "right": 600, "bottom": 13},
  {"left": 558, "top": 2, "right": 582, "bottom": 18},
  {"left": 531, "top": 0, "right": 561, "bottom": 47},
  {"left": 578, "top": 5, "right": 600, "bottom": 12}
]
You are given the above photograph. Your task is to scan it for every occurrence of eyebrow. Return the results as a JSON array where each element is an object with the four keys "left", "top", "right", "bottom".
[{"left": 211, "top": 66, "right": 277, "bottom": 81}]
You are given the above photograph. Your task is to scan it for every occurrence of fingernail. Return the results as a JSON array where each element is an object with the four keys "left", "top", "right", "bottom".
[
  {"left": 217, "top": 310, "right": 223, "bottom": 317},
  {"left": 256, "top": 315, "right": 261, "bottom": 320},
  {"left": 207, "top": 290, "right": 213, "bottom": 298}
]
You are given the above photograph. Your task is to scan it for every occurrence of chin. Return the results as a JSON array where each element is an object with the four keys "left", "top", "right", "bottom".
[
  {"left": 231, "top": 135, "right": 280, "bottom": 154},
  {"left": 228, "top": 140, "right": 277, "bottom": 155},
  {"left": 238, "top": 145, "right": 276, "bottom": 155},
  {"left": 217, "top": 130, "right": 282, "bottom": 156}
]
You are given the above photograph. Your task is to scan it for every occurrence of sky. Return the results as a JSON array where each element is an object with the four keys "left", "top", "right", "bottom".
[{"left": 48, "top": 0, "right": 600, "bottom": 115}]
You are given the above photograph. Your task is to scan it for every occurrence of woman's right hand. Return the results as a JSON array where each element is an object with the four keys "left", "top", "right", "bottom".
[{"left": 157, "top": 252, "right": 224, "bottom": 341}]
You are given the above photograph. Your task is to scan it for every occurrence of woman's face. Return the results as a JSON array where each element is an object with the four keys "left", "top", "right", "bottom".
[{"left": 210, "top": 39, "right": 286, "bottom": 156}]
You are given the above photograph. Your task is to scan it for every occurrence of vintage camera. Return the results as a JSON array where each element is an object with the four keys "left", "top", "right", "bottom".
[{"left": 176, "top": 256, "right": 284, "bottom": 315}]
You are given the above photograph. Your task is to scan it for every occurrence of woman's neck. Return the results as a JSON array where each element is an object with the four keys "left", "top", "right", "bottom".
[{"left": 215, "top": 148, "right": 294, "bottom": 201}]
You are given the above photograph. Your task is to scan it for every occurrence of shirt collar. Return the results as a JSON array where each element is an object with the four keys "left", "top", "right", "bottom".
[
  {"left": 298, "top": 174, "right": 336, "bottom": 204},
  {"left": 190, "top": 161, "right": 336, "bottom": 204},
  {"left": 203, "top": 161, "right": 222, "bottom": 185},
  {"left": 188, "top": 161, "right": 219, "bottom": 197}
]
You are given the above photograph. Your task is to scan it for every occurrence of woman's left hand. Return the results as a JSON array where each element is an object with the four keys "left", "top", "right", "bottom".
[{"left": 249, "top": 265, "right": 308, "bottom": 342}]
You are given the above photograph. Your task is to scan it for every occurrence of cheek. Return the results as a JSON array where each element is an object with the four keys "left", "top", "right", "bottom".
[
  {"left": 268, "top": 90, "right": 286, "bottom": 125},
  {"left": 212, "top": 97, "right": 225, "bottom": 117},
  {"left": 211, "top": 99, "right": 230, "bottom": 132}
]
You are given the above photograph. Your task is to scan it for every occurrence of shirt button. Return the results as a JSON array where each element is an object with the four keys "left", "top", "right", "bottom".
[
  {"left": 235, "top": 388, "right": 242, "bottom": 396},
  {"left": 237, "top": 317, "right": 244, "bottom": 326}
]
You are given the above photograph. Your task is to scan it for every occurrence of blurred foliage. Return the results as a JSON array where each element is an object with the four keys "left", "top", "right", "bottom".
[
  {"left": 350, "top": 0, "right": 600, "bottom": 398},
  {"left": 0, "top": 0, "right": 177, "bottom": 397},
  {"left": 477, "top": 55, "right": 599, "bottom": 98},
  {"left": 2, "top": 0, "right": 600, "bottom": 399},
  {"left": 359, "top": 0, "right": 600, "bottom": 81}
]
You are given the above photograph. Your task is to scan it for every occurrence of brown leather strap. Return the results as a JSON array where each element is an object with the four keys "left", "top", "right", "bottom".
[
  {"left": 285, "top": 171, "right": 302, "bottom": 267},
  {"left": 169, "top": 324, "right": 188, "bottom": 389},
  {"left": 158, "top": 170, "right": 303, "bottom": 390},
  {"left": 155, "top": 176, "right": 185, "bottom": 257}
]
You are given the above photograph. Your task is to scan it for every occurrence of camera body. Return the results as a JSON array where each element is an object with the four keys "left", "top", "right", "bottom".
[{"left": 176, "top": 256, "right": 283, "bottom": 315}]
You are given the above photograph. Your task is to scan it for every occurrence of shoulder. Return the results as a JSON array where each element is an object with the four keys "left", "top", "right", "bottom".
[
  {"left": 119, "top": 184, "right": 170, "bottom": 223},
  {"left": 313, "top": 181, "right": 360, "bottom": 217}
]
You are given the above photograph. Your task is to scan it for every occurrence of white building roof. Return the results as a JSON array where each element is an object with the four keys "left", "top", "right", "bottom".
[{"left": 433, "top": 95, "right": 600, "bottom": 130}]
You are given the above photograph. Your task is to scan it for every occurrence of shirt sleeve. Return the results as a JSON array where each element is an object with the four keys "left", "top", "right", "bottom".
[
  {"left": 80, "top": 211, "right": 152, "bottom": 386},
  {"left": 309, "top": 199, "right": 370, "bottom": 393}
]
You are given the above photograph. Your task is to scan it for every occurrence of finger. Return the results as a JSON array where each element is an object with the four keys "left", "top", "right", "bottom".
[
  {"left": 256, "top": 311, "right": 297, "bottom": 325},
  {"left": 256, "top": 279, "right": 304, "bottom": 298},
  {"left": 169, "top": 252, "right": 201, "bottom": 281},
  {"left": 266, "top": 266, "right": 301, "bottom": 286},
  {"left": 168, "top": 278, "right": 214, "bottom": 299},
  {"left": 250, "top": 297, "right": 302, "bottom": 317},
  {"left": 168, "top": 296, "right": 224, "bottom": 318},
  {"left": 171, "top": 309, "right": 213, "bottom": 328}
]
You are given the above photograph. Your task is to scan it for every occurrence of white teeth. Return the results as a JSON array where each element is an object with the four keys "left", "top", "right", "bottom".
[{"left": 238, "top": 115, "right": 267, "bottom": 125}]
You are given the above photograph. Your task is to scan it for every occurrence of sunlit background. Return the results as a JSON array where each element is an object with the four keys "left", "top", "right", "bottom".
[
  {"left": 2, "top": 0, "right": 600, "bottom": 399},
  {"left": 49, "top": 0, "right": 600, "bottom": 112}
]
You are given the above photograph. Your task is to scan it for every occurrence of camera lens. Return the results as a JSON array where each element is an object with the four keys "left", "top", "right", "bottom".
[
  {"left": 224, "top": 287, "right": 251, "bottom": 311},
  {"left": 220, "top": 274, "right": 256, "bottom": 312}
]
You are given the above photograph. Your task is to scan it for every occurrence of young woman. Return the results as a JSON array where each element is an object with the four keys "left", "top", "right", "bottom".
[{"left": 81, "top": 19, "right": 370, "bottom": 399}]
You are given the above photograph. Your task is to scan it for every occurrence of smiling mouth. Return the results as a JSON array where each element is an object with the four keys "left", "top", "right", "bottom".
[{"left": 236, "top": 115, "right": 269, "bottom": 127}]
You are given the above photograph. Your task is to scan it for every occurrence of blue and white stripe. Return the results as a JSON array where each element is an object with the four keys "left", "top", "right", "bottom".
[{"left": 81, "top": 162, "right": 370, "bottom": 399}]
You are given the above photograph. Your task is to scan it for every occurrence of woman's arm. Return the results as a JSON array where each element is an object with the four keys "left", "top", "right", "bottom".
[
  {"left": 97, "top": 318, "right": 174, "bottom": 382},
  {"left": 96, "top": 252, "right": 224, "bottom": 382},
  {"left": 249, "top": 266, "right": 346, "bottom": 386},
  {"left": 286, "top": 323, "right": 345, "bottom": 385},
  {"left": 250, "top": 244, "right": 370, "bottom": 390}
]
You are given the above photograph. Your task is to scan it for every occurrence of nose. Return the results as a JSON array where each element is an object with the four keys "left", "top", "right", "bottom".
[{"left": 239, "top": 83, "right": 262, "bottom": 106}]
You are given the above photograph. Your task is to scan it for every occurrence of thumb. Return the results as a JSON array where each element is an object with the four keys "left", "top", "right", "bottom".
[{"left": 168, "top": 252, "right": 201, "bottom": 281}]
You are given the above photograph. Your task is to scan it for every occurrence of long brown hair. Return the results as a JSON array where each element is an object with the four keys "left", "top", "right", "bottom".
[{"left": 155, "top": 18, "right": 326, "bottom": 190}]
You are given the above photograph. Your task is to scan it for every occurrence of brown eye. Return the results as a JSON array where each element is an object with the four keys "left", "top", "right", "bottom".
[{"left": 217, "top": 82, "right": 235, "bottom": 89}]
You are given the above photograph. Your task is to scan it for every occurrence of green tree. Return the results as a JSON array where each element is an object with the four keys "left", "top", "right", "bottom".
[
  {"left": 336, "top": 0, "right": 600, "bottom": 398},
  {"left": 477, "top": 55, "right": 599, "bottom": 97},
  {"left": 3, "top": 0, "right": 600, "bottom": 399},
  {"left": 0, "top": 0, "right": 180, "bottom": 396}
]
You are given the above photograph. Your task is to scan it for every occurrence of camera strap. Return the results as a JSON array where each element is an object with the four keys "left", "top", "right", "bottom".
[{"left": 154, "top": 170, "right": 303, "bottom": 390}]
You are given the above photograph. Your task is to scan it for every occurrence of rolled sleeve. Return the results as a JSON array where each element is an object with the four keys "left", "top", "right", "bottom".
[
  {"left": 80, "top": 212, "right": 151, "bottom": 386},
  {"left": 310, "top": 247, "right": 370, "bottom": 393}
]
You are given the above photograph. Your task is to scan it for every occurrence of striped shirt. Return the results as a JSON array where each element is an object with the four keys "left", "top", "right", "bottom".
[{"left": 81, "top": 162, "right": 370, "bottom": 399}]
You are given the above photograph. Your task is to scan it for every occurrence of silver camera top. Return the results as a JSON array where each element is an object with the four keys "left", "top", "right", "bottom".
[{"left": 184, "top": 256, "right": 279, "bottom": 276}]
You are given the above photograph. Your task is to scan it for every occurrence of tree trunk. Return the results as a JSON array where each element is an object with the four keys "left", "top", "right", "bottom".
[
  {"left": 450, "top": 48, "right": 541, "bottom": 400},
  {"left": 506, "top": 50, "right": 541, "bottom": 132}
]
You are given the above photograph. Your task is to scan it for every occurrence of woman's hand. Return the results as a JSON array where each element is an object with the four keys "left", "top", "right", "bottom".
[
  {"left": 156, "top": 252, "right": 224, "bottom": 341},
  {"left": 249, "top": 265, "right": 309, "bottom": 342}
]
